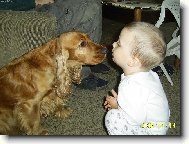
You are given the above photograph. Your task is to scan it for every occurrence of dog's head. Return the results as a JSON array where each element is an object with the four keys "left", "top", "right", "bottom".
[{"left": 58, "top": 32, "right": 107, "bottom": 65}]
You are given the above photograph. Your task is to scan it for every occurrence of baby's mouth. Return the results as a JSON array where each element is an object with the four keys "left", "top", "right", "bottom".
[
  {"left": 112, "top": 52, "right": 114, "bottom": 58},
  {"left": 112, "top": 54, "right": 115, "bottom": 61}
]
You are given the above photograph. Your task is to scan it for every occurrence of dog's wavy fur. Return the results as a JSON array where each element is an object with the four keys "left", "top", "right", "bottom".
[{"left": 0, "top": 32, "right": 106, "bottom": 135}]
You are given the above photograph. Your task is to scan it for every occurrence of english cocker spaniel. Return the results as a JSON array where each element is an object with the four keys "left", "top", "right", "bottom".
[{"left": 0, "top": 32, "right": 107, "bottom": 135}]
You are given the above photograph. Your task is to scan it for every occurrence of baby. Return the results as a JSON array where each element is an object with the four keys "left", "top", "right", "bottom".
[{"left": 104, "top": 22, "right": 170, "bottom": 135}]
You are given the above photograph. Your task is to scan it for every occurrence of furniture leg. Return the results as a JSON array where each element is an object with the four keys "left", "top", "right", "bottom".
[{"left": 134, "top": 7, "right": 142, "bottom": 22}]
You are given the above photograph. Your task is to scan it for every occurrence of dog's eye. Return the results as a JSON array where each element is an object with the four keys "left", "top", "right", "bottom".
[{"left": 79, "top": 41, "right": 87, "bottom": 47}]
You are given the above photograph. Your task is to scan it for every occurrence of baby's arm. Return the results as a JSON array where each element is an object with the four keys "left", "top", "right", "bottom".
[{"left": 104, "top": 89, "right": 118, "bottom": 110}]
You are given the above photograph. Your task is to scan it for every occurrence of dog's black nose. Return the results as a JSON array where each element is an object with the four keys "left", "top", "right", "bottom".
[{"left": 101, "top": 47, "right": 108, "bottom": 54}]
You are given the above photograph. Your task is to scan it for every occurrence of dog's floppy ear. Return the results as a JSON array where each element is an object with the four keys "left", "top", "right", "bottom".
[
  {"left": 54, "top": 36, "right": 71, "bottom": 97},
  {"left": 56, "top": 36, "right": 69, "bottom": 60}
]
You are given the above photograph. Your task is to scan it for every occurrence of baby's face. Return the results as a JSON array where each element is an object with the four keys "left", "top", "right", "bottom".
[{"left": 112, "top": 28, "right": 134, "bottom": 69}]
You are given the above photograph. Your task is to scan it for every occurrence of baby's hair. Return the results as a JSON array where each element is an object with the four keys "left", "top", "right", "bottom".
[{"left": 124, "top": 22, "right": 166, "bottom": 70}]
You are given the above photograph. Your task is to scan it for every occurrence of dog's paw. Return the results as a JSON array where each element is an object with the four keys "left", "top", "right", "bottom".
[
  {"left": 26, "top": 128, "right": 48, "bottom": 135},
  {"left": 40, "top": 108, "right": 53, "bottom": 118},
  {"left": 39, "top": 128, "right": 49, "bottom": 135},
  {"left": 54, "top": 106, "right": 73, "bottom": 118}
]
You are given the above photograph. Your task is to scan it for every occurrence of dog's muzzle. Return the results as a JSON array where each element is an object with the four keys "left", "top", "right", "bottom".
[{"left": 101, "top": 47, "right": 108, "bottom": 54}]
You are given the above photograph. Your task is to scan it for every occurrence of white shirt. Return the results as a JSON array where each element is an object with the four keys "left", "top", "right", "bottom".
[{"left": 117, "top": 70, "right": 170, "bottom": 127}]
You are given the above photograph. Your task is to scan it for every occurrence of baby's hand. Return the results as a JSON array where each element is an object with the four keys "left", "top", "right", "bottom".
[{"left": 104, "top": 89, "right": 118, "bottom": 110}]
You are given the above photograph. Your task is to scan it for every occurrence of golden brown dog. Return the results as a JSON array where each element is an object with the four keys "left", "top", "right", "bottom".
[{"left": 0, "top": 32, "right": 107, "bottom": 135}]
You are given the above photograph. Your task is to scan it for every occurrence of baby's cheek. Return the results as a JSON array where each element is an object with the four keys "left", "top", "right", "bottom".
[{"left": 119, "top": 52, "right": 127, "bottom": 61}]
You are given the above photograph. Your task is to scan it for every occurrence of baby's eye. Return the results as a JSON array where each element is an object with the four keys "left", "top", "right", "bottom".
[{"left": 79, "top": 41, "right": 87, "bottom": 47}]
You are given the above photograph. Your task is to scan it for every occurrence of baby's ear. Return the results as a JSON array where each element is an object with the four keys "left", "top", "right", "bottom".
[{"left": 128, "top": 57, "right": 141, "bottom": 67}]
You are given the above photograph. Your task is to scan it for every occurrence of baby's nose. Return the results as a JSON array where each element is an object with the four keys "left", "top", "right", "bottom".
[
  {"left": 101, "top": 47, "right": 108, "bottom": 54},
  {"left": 112, "top": 43, "right": 116, "bottom": 52}
]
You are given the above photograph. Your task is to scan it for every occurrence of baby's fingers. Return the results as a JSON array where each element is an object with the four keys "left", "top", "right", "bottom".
[
  {"left": 104, "top": 100, "right": 108, "bottom": 106},
  {"left": 106, "top": 95, "right": 112, "bottom": 101},
  {"left": 104, "top": 103, "right": 111, "bottom": 110},
  {"left": 111, "top": 89, "right": 118, "bottom": 98}
]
